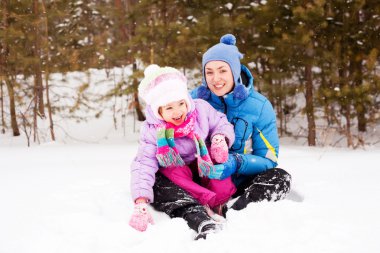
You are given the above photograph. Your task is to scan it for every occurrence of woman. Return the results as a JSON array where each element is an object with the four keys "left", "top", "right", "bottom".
[
  {"left": 191, "top": 34, "right": 291, "bottom": 210},
  {"left": 151, "top": 34, "right": 291, "bottom": 239}
]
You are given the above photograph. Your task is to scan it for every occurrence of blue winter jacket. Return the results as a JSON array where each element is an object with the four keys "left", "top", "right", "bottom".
[{"left": 191, "top": 65, "right": 279, "bottom": 184}]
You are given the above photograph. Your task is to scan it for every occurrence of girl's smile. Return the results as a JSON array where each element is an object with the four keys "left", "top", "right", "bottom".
[{"left": 159, "top": 99, "right": 188, "bottom": 126}]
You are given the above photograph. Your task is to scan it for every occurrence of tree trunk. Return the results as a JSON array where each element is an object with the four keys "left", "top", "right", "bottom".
[
  {"left": 266, "top": 64, "right": 275, "bottom": 106},
  {"left": 5, "top": 78, "right": 20, "bottom": 136},
  {"left": 126, "top": 0, "right": 145, "bottom": 122},
  {"left": 305, "top": 64, "right": 316, "bottom": 146},
  {"left": 320, "top": 68, "right": 331, "bottom": 126},
  {"left": 1, "top": 1, "right": 7, "bottom": 134},
  {"left": 1, "top": 0, "right": 20, "bottom": 136},
  {"left": 352, "top": 54, "right": 365, "bottom": 132},
  {"left": 41, "top": 0, "right": 55, "bottom": 141},
  {"left": 276, "top": 79, "right": 284, "bottom": 136},
  {"left": 326, "top": 78, "right": 335, "bottom": 126},
  {"left": 133, "top": 64, "right": 145, "bottom": 122},
  {"left": 338, "top": 65, "right": 353, "bottom": 147},
  {"left": 114, "top": 0, "right": 128, "bottom": 43},
  {"left": 149, "top": 7, "right": 155, "bottom": 64},
  {"left": 33, "top": 0, "right": 45, "bottom": 118},
  {"left": 0, "top": 80, "right": 6, "bottom": 133},
  {"left": 343, "top": 104, "right": 353, "bottom": 147},
  {"left": 349, "top": 9, "right": 366, "bottom": 133}
]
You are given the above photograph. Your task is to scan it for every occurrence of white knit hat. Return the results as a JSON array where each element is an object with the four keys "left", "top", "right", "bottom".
[{"left": 138, "top": 64, "right": 190, "bottom": 120}]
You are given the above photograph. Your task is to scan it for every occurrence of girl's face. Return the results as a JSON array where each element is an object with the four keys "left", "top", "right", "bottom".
[
  {"left": 205, "top": 61, "right": 234, "bottom": 96},
  {"left": 159, "top": 99, "right": 188, "bottom": 126}
]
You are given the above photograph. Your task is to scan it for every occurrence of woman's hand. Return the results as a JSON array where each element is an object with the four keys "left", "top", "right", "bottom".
[
  {"left": 208, "top": 153, "right": 242, "bottom": 180},
  {"left": 208, "top": 154, "right": 237, "bottom": 180}
]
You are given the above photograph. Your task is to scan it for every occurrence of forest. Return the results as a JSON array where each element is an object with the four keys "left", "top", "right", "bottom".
[{"left": 0, "top": 0, "right": 379, "bottom": 147}]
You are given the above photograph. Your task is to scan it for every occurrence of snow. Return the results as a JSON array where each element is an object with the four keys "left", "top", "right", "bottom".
[
  {"left": 1, "top": 68, "right": 379, "bottom": 252},
  {"left": 1, "top": 117, "right": 379, "bottom": 253}
]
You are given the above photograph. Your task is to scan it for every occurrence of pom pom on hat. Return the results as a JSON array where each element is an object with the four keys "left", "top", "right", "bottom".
[
  {"left": 220, "top": 34, "right": 236, "bottom": 45},
  {"left": 138, "top": 64, "right": 191, "bottom": 120},
  {"left": 144, "top": 64, "right": 160, "bottom": 76}
]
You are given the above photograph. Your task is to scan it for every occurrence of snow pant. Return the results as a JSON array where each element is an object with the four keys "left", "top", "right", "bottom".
[
  {"left": 159, "top": 165, "right": 236, "bottom": 208},
  {"left": 151, "top": 172, "right": 212, "bottom": 232},
  {"left": 152, "top": 168, "right": 291, "bottom": 231},
  {"left": 230, "top": 168, "right": 292, "bottom": 210}
]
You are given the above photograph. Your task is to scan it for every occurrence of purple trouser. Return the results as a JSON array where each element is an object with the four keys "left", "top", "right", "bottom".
[{"left": 160, "top": 165, "right": 236, "bottom": 208}]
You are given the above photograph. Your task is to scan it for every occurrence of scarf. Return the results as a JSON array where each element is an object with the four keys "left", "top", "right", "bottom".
[{"left": 156, "top": 110, "right": 214, "bottom": 177}]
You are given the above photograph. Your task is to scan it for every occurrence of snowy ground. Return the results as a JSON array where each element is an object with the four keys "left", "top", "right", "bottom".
[
  {"left": 1, "top": 68, "right": 379, "bottom": 252},
  {"left": 1, "top": 115, "right": 380, "bottom": 253}
]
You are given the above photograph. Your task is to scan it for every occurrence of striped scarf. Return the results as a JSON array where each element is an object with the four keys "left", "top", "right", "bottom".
[{"left": 156, "top": 110, "right": 214, "bottom": 177}]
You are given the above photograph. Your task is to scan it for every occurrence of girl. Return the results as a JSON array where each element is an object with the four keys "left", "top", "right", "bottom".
[{"left": 129, "top": 64, "right": 236, "bottom": 237}]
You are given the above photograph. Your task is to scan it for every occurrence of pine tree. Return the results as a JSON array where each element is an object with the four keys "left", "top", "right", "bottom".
[
  {"left": 1, "top": 0, "right": 379, "bottom": 146},
  {"left": 246, "top": 1, "right": 299, "bottom": 136},
  {"left": 0, "top": 0, "right": 21, "bottom": 136}
]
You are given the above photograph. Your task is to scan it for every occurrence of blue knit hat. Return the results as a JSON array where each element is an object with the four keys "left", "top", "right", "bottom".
[{"left": 199, "top": 34, "right": 248, "bottom": 100}]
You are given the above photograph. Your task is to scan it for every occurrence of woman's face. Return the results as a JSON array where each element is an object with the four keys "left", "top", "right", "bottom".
[{"left": 204, "top": 61, "right": 234, "bottom": 96}]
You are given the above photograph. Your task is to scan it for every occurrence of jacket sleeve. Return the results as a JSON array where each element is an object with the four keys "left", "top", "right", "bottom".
[
  {"left": 130, "top": 122, "right": 159, "bottom": 203},
  {"left": 238, "top": 100, "right": 279, "bottom": 175},
  {"left": 203, "top": 100, "right": 235, "bottom": 148}
]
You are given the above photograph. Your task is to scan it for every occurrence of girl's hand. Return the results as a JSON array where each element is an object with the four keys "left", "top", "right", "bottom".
[
  {"left": 129, "top": 201, "right": 154, "bottom": 232},
  {"left": 210, "top": 134, "right": 229, "bottom": 163}
]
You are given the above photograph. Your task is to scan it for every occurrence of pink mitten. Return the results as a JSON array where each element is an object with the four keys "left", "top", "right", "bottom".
[
  {"left": 129, "top": 203, "right": 154, "bottom": 232},
  {"left": 210, "top": 134, "right": 229, "bottom": 163}
]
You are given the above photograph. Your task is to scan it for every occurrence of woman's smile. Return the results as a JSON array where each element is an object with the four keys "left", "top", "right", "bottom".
[{"left": 205, "top": 61, "right": 234, "bottom": 96}]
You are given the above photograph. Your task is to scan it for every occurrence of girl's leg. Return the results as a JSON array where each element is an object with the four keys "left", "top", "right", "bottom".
[
  {"left": 160, "top": 166, "right": 216, "bottom": 206},
  {"left": 202, "top": 177, "right": 237, "bottom": 208},
  {"left": 152, "top": 172, "right": 212, "bottom": 232}
]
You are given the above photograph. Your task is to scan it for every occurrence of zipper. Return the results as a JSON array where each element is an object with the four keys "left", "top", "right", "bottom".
[{"left": 219, "top": 96, "right": 227, "bottom": 114}]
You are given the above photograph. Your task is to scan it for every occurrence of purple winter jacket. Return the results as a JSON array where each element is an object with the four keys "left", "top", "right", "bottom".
[{"left": 130, "top": 98, "right": 235, "bottom": 203}]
